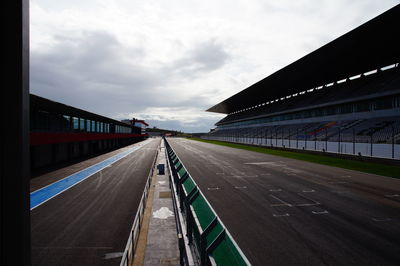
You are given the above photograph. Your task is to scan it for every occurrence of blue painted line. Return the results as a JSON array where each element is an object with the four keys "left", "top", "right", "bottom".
[{"left": 30, "top": 142, "right": 148, "bottom": 210}]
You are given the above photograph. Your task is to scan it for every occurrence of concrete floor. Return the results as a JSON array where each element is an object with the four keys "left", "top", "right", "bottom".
[{"left": 143, "top": 141, "right": 179, "bottom": 266}]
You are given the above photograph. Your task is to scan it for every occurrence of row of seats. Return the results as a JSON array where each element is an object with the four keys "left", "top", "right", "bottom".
[{"left": 209, "top": 117, "right": 400, "bottom": 144}]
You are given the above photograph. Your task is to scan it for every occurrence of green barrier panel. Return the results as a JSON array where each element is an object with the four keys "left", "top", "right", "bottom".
[
  {"left": 191, "top": 194, "right": 215, "bottom": 229},
  {"left": 211, "top": 236, "right": 248, "bottom": 266},
  {"left": 174, "top": 161, "right": 182, "bottom": 169},
  {"left": 178, "top": 167, "right": 187, "bottom": 178},
  {"left": 205, "top": 222, "right": 224, "bottom": 246},
  {"left": 164, "top": 139, "right": 250, "bottom": 266},
  {"left": 182, "top": 177, "right": 196, "bottom": 195}
]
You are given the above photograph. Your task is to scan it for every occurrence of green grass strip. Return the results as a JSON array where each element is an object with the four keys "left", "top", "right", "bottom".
[{"left": 189, "top": 138, "right": 400, "bottom": 178}]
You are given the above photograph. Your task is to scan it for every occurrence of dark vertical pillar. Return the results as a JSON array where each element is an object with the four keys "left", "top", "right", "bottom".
[
  {"left": 392, "top": 125, "right": 395, "bottom": 159},
  {"left": 1, "top": 0, "right": 30, "bottom": 265},
  {"left": 264, "top": 127, "right": 267, "bottom": 146},
  {"left": 353, "top": 128, "right": 355, "bottom": 155},
  {"left": 325, "top": 128, "right": 328, "bottom": 152},
  {"left": 304, "top": 129, "right": 307, "bottom": 150},
  {"left": 370, "top": 134, "right": 373, "bottom": 157},
  {"left": 314, "top": 133, "right": 317, "bottom": 151}
]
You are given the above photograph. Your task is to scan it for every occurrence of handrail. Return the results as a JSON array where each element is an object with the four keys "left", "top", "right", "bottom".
[
  {"left": 119, "top": 143, "right": 159, "bottom": 266},
  {"left": 165, "top": 140, "right": 195, "bottom": 266}
]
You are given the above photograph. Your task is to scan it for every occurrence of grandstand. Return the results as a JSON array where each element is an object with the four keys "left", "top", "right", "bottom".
[{"left": 205, "top": 5, "right": 400, "bottom": 159}]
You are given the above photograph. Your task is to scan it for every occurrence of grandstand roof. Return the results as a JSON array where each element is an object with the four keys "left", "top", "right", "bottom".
[{"left": 207, "top": 5, "right": 400, "bottom": 114}]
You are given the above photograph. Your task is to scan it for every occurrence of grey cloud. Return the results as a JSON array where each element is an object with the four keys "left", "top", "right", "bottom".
[
  {"left": 144, "top": 116, "right": 220, "bottom": 133},
  {"left": 31, "top": 30, "right": 161, "bottom": 115},
  {"left": 31, "top": 30, "right": 223, "bottom": 131},
  {"left": 173, "top": 39, "right": 230, "bottom": 77}
]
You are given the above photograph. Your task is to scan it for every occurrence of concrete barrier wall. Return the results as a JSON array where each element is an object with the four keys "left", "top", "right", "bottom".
[{"left": 202, "top": 136, "right": 400, "bottom": 160}]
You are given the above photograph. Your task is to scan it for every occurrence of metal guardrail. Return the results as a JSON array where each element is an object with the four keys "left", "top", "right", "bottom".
[
  {"left": 120, "top": 144, "right": 159, "bottom": 266},
  {"left": 164, "top": 137, "right": 251, "bottom": 266},
  {"left": 166, "top": 142, "right": 195, "bottom": 266}
]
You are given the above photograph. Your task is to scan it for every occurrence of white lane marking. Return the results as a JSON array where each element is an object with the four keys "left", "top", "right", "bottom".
[
  {"left": 312, "top": 210, "right": 329, "bottom": 215},
  {"left": 245, "top": 162, "right": 272, "bottom": 165},
  {"left": 296, "top": 203, "right": 320, "bottom": 207},
  {"left": 226, "top": 175, "right": 258, "bottom": 178},
  {"left": 104, "top": 252, "right": 123, "bottom": 259},
  {"left": 286, "top": 173, "right": 298, "bottom": 176},
  {"left": 302, "top": 189, "right": 315, "bottom": 193},
  {"left": 158, "top": 181, "right": 166, "bottom": 185},
  {"left": 293, "top": 192, "right": 320, "bottom": 206},
  {"left": 230, "top": 171, "right": 245, "bottom": 175},
  {"left": 270, "top": 195, "right": 293, "bottom": 207},
  {"left": 273, "top": 213, "right": 290, "bottom": 217},
  {"left": 207, "top": 187, "right": 220, "bottom": 191},
  {"left": 372, "top": 217, "right": 392, "bottom": 222},
  {"left": 30, "top": 140, "right": 153, "bottom": 210},
  {"left": 331, "top": 190, "right": 350, "bottom": 194},
  {"left": 384, "top": 194, "right": 399, "bottom": 198},
  {"left": 269, "top": 189, "right": 282, "bottom": 192},
  {"left": 153, "top": 207, "right": 174, "bottom": 219},
  {"left": 234, "top": 186, "right": 247, "bottom": 189}
]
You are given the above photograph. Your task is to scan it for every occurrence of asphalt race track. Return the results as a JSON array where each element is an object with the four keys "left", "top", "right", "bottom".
[
  {"left": 31, "top": 138, "right": 160, "bottom": 266},
  {"left": 168, "top": 138, "right": 400, "bottom": 266}
]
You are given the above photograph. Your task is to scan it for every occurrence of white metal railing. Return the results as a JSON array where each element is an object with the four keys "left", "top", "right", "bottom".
[{"left": 119, "top": 144, "right": 159, "bottom": 266}]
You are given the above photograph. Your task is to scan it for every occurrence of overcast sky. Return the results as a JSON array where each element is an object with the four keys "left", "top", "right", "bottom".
[{"left": 30, "top": 0, "right": 398, "bottom": 132}]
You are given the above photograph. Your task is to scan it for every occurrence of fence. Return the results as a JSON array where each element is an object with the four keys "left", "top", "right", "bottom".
[
  {"left": 164, "top": 138, "right": 251, "bottom": 266},
  {"left": 202, "top": 135, "right": 400, "bottom": 160}
]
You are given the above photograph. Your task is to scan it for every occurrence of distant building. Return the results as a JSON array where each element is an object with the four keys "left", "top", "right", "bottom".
[
  {"left": 30, "top": 94, "right": 148, "bottom": 171},
  {"left": 121, "top": 118, "right": 149, "bottom": 134}
]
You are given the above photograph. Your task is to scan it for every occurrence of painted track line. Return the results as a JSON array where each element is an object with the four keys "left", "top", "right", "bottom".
[{"left": 30, "top": 140, "right": 152, "bottom": 210}]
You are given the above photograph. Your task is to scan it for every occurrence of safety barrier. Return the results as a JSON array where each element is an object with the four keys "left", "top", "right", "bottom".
[
  {"left": 164, "top": 138, "right": 251, "bottom": 266},
  {"left": 120, "top": 146, "right": 159, "bottom": 266}
]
